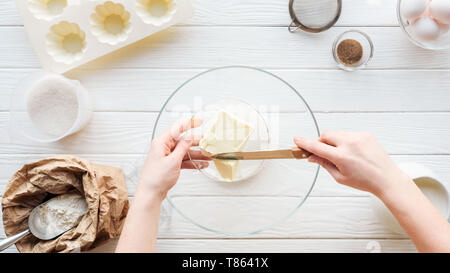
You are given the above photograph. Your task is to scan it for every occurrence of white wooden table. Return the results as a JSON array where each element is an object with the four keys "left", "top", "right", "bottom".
[{"left": 2, "top": 0, "right": 450, "bottom": 253}]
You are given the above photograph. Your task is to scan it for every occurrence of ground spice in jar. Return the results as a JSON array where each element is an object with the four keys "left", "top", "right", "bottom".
[{"left": 337, "top": 39, "right": 363, "bottom": 66}]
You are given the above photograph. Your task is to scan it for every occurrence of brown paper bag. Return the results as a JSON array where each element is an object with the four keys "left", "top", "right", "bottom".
[{"left": 1, "top": 156, "right": 129, "bottom": 253}]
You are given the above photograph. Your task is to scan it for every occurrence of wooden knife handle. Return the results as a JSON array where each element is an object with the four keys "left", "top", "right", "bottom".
[{"left": 291, "top": 147, "right": 312, "bottom": 159}]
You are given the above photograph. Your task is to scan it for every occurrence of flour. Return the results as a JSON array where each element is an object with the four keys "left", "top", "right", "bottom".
[
  {"left": 27, "top": 75, "right": 79, "bottom": 136},
  {"left": 35, "top": 193, "right": 88, "bottom": 237}
]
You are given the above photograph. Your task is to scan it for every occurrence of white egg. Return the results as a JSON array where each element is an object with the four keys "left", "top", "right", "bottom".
[
  {"left": 439, "top": 22, "right": 449, "bottom": 34},
  {"left": 430, "top": 0, "right": 450, "bottom": 24},
  {"left": 401, "top": 0, "right": 429, "bottom": 20},
  {"left": 413, "top": 16, "right": 441, "bottom": 41}
]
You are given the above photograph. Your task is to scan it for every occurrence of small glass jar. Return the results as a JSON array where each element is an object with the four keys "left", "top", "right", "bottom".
[{"left": 332, "top": 30, "right": 374, "bottom": 71}]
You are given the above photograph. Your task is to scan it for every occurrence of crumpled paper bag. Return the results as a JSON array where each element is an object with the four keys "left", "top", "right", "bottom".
[{"left": 1, "top": 156, "right": 129, "bottom": 253}]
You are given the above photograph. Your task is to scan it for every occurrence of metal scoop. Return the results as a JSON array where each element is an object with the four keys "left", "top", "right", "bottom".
[{"left": 0, "top": 194, "right": 87, "bottom": 251}]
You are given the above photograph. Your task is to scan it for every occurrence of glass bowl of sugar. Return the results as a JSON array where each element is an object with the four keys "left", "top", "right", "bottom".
[{"left": 9, "top": 71, "right": 92, "bottom": 143}]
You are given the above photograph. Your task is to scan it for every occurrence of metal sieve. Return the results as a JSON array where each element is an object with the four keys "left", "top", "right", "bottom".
[{"left": 288, "top": 0, "right": 342, "bottom": 33}]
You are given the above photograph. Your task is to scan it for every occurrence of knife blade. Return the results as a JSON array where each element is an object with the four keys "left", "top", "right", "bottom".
[{"left": 210, "top": 147, "right": 312, "bottom": 160}]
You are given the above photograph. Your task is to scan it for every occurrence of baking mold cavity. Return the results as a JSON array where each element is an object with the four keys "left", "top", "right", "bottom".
[
  {"left": 90, "top": 2, "right": 132, "bottom": 45},
  {"left": 46, "top": 21, "right": 87, "bottom": 64},
  {"left": 136, "top": 0, "right": 177, "bottom": 26},
  {"left": 28, "top": 0, "right": 68, "bottom": 21}
]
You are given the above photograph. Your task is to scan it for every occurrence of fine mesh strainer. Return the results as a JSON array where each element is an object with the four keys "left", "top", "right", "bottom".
[{"left": 288, "top": 0, "right": 342, "bottom": 33}]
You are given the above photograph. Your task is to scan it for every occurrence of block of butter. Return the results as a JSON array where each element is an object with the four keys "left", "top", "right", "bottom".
[{"left": 199, "top": 110, "right": 253, "bottom": 181}]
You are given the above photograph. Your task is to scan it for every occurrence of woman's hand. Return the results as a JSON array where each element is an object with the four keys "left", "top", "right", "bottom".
[
  {"left": 137, "top": 118, "right": 210, "bottom": 201},
  {"left": 294, "top": 131, "right": 408, "bottom": 197},
  {"left": 117, "top": 118, "right": 210, "bottom": 253},
  {"left": 294, "top": 131, "right": 450, "bottom": 253}
]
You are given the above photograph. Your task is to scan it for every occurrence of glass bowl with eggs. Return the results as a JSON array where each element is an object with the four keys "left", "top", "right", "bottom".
[
  {"left": 397, "top": 0, "right": 450, "bottom": 50},
  {"left": 150, "top": 66, "right": 320, "bottom": 235}
]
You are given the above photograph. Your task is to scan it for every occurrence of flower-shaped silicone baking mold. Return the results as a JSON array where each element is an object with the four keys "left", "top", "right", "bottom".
[
  {"left": 90, "top": 1, "right": 132, "bottom": 45},
  {"left": 28, "top": 0, "right": 68, "bottom": 21},
  {"left": 46, "top": 21, "right": 87, "bottom": 64},
  {"left": 16, "top": 0, "right": 193, "bottom": 73},
  {"left": 136, "top": 0, "right": 177, "bottom": 26}
]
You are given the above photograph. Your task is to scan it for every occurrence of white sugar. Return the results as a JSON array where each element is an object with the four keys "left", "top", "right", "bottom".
[{"left": 27, "top": 75, "right": 79, "bottom": 136}]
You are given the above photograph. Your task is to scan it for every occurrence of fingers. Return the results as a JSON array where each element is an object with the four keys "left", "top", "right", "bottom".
[
  {"left": 161, "top": 118, "right": 203, "bottom": 143},
  {"left": 169, "top": 137, "right": 193, "bottom": 162},
  {"left": 294, "top": 137, "right": 339, "bottom": 163},
  {"left": 183, "top": 149, "right": 211, "bottom": 161},
  {"left": 191, "top": 136, "right": 203, "bottom": 147},
  {"left": 319, "top": 130, "right": 348, "bottom": 146},
  {"left": 308, "top": 155, "right": 343, "bottom": 181},
  {"left": 181, "top": 161, "right": 209, "bottom": 170}
]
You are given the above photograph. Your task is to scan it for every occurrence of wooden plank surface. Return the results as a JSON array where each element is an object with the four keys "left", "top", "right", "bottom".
[
  {"left": 2, "top": 27, "right": 450, "bottom": 69},
  {"left": 88, "top": 238, "right": 416, "bottom": 253},
  {"left": 2, "top": 238, "right": 417, "bottom": 253},
  {"left": 0, "top": 0, "right": 448, "bottom": 253},
  {"left": 3, "top": 112, "right": 450, "bottom": 154},
  {"left": 0, "top": 0, "right": 398, "bottom": 27},
  {"left": 0, "top": 196, "right": 415, "bottom": 240},
  {"left": 3, "top": 69, "right": 450, "bottom": 112},
  {"left": 0, "top": 154, "right": 450, "bottom": 198}
]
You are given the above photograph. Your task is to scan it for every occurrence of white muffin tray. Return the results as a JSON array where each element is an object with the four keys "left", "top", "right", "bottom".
[{"left": 16, "top": 0, "right": 193, "bottom": 73}]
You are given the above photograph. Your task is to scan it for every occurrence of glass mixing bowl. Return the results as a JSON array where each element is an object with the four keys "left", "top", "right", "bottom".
[
  {"left": 152, "top": 66, "right": 320, "bottom": 235},
  {"left": 397, "top": 0, "right": 450, "bottom": 50}
]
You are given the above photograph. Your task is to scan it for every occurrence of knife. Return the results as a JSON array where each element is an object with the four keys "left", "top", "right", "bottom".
[{"left": 210, "top": 147, "right": 312, "bottom": 160}]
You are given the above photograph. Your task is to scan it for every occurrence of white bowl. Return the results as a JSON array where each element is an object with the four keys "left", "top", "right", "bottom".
[{"left": 371, "top": 162, "right": 450, "bottom": 235}]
